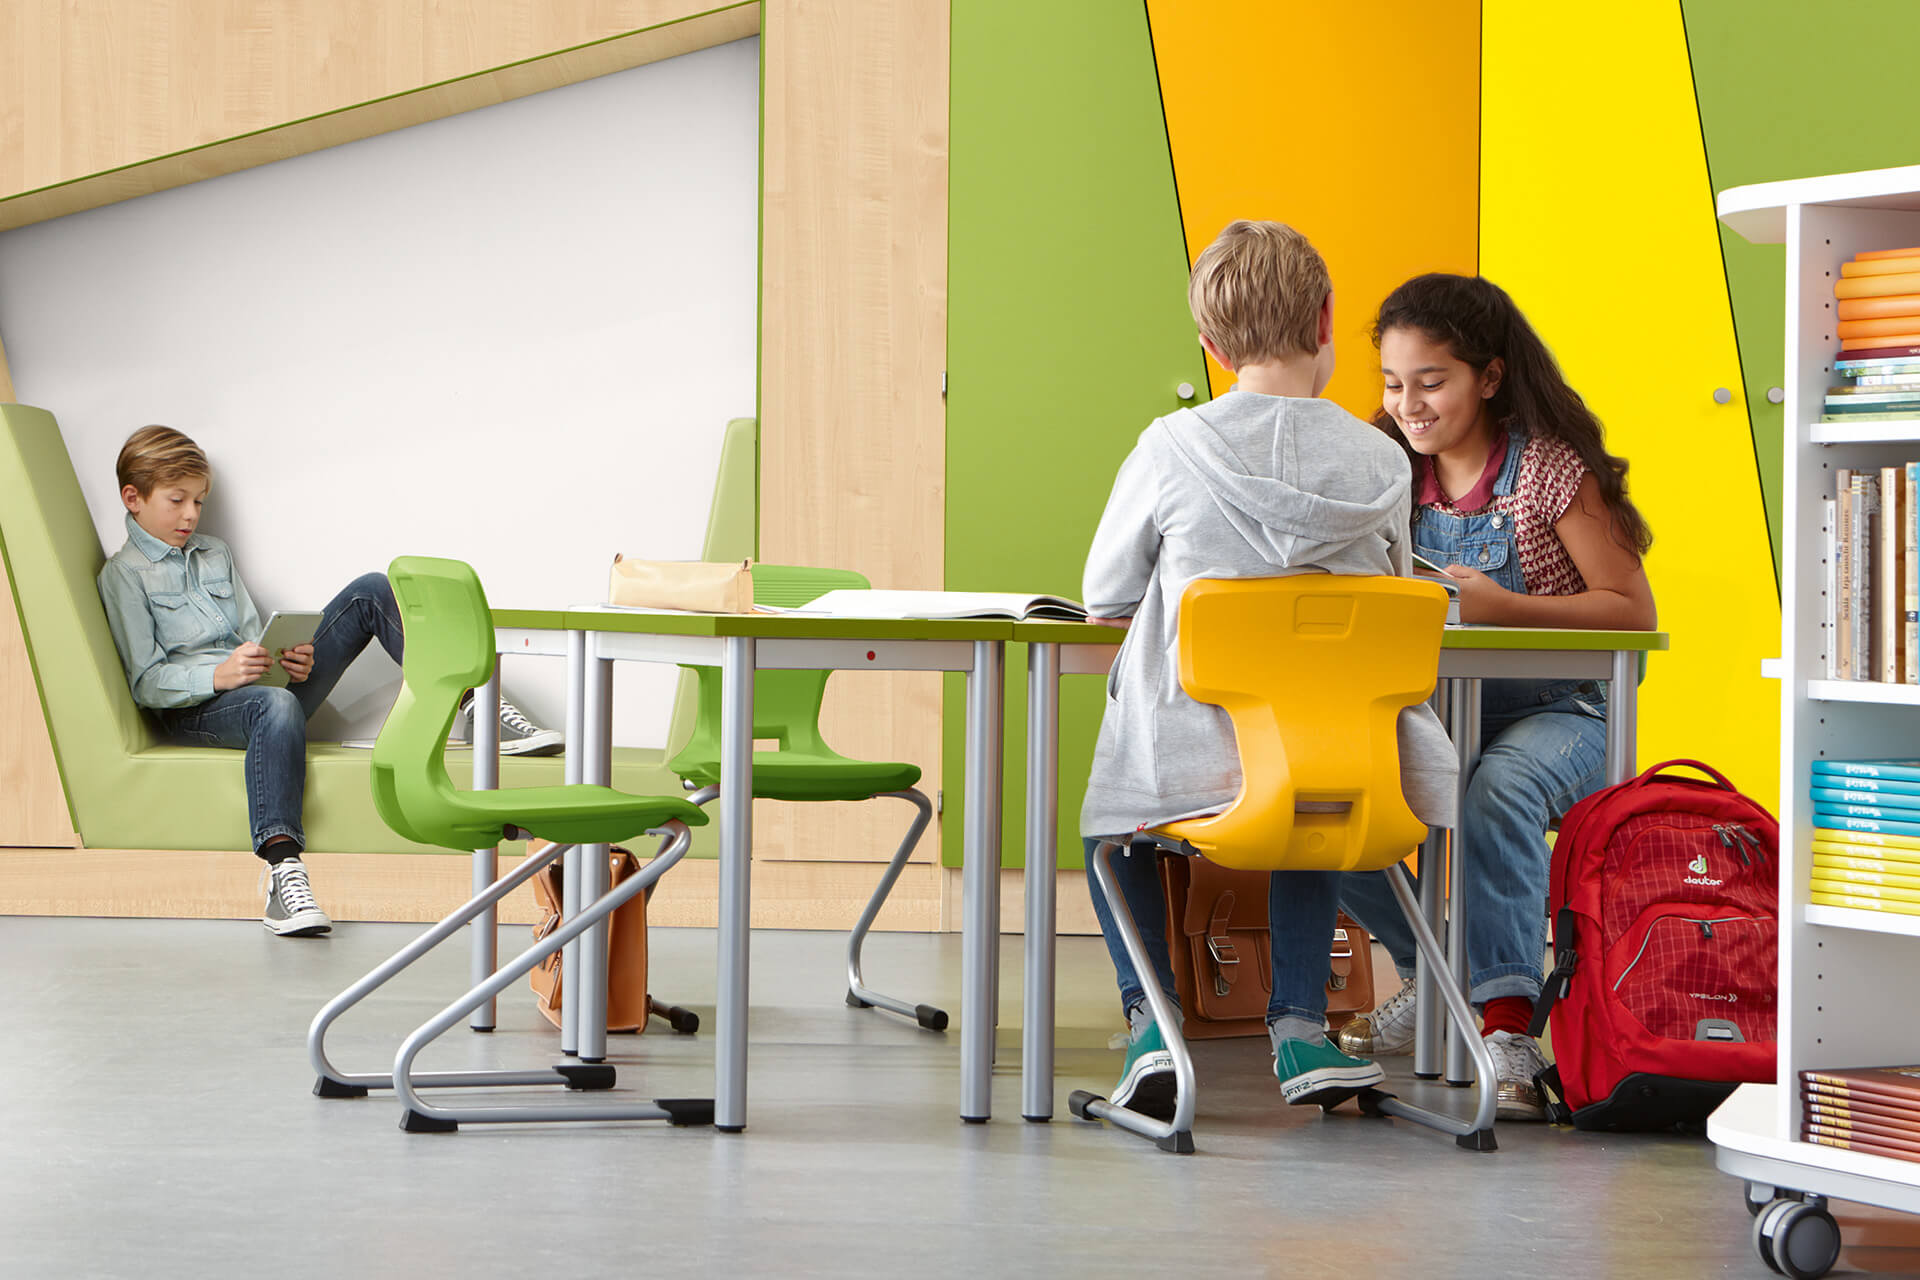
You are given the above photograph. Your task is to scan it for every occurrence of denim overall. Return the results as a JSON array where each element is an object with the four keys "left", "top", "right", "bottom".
[{"left": 1339, "top": 431, "right": 1610, "bottom": 1003}]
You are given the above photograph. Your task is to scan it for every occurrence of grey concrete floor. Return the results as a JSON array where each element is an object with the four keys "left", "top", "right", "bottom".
[{"left": 0, "top": 915, "right": 1854, "bottom": 1279}]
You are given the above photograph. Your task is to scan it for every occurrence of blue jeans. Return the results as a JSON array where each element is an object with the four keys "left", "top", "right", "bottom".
[
  {"left": 1339, "top": 682, "right": 1608, "bottom": 1003},
  {"left": 159, "top": 572, "right": 404, "bottom": 858},
  {"left": 1085, "top": 836, "right": 1341, "bottom": 1026}
]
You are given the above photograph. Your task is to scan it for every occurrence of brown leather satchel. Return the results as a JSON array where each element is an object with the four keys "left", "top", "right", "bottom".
[
  {"left": 1159, "top": 855, "right": 1375, "bottom": 1041},
  {"left": 527, "top": 841, "right": 652, "bottom": 1033}
]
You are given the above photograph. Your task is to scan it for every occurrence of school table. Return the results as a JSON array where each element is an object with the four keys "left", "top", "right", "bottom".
[
  {"left": 484, "top": 606, "right": 1016, "bottom": 1133},
  {"left": 1007, "top": 621, "right": 1669, "bottom": 1117}
]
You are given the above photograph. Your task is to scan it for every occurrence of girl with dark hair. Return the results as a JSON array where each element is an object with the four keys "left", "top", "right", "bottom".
[{"left": 1333, "top": 273, "right": 1657, "bottom": 1120}]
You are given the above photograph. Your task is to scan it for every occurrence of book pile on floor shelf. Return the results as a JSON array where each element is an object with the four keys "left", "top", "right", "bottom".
[
  {"left": 1809, "top": 759, "right": 1920, "bottom": 915},
  {"left": 1802, "top": 1065, "right": 1920, "bottom": 1163}
]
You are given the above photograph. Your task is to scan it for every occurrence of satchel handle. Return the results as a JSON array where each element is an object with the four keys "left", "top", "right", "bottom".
[{"left": 1625, "top": 758, "right": 1738, "bottom": 794}]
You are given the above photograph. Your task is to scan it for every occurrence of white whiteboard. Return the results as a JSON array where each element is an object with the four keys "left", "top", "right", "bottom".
[{"left": 0, "top": 37, "right": 760, "bottom": 747}]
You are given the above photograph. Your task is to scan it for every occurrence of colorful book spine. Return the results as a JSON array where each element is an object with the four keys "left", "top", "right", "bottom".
[
  {"left": 1855, "top": 471, "right": 1879, "bottom": 677},
  {"left": 1813, "top": 759, "right": 1920, "bottom": 782},
  {"left": 1909, "top": 463, "right": 1919, "bottom": 683},
  {"left": 1813, "top": 770, "right": 1920, "bottom": 797},
  {"left": 1838, "top": 471, "right": 1855, "bottom": 679},
  {"left": 1811, "top": 855, "right": 1920, "bottom": 888},
  {"left": 1884, "top": 467, "right": 1903, "bottom": 681},
  {"left": 1815, "top": 809, "right": 1920, "bottom": 837},
  {"left": 1810, "top": 787, "right": 1920, "bottom": 814},
  {"left": 1811, "top": 890, "right": 1920, "bottom": 916},
  {"left": 1826, "top": 497, "right": 1840, "bottom": 679}
]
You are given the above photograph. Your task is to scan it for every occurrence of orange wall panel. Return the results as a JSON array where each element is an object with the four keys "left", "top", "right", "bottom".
[{"left": 1147, "top": 0, "right": 1479, "bottom": 420}]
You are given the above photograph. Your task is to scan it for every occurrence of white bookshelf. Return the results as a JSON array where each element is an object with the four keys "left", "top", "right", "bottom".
[{"left": 1712, "top": 164, "right": 1920, "bottom": 1247}]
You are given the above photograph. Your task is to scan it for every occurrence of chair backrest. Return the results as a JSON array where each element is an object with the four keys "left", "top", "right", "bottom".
[
  {"left": 370, "top": 555, "right": 499, "bottom": 850},
  {"left": 1156, "top": 574, "right": 1447, "bottom": 873},
  {"left": 666, "top": 563, "right": 868, "bottom": 781}
]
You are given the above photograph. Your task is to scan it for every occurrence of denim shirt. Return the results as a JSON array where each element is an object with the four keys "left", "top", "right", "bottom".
[
  {"left": 1413, "top": 431, "right": 1606, "bottom": 719},
  {"left": 97, "top": 514, "right": 265, "bottom": 709}
]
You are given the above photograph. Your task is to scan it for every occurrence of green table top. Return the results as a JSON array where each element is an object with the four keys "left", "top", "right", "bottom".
[
  {"left": 553, "top": 604, "right": 1013, "bottom": 642},
  {"left": 1008, "top": 618, "right": 1670, "bottom": 652},
  {"left": 491, "top": 607, "right": 570, "bottom": 630}
]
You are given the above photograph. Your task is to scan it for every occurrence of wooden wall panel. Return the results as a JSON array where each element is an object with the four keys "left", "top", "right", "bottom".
[
  {"left": 758, "top": 0, "right": 949, "bottom": 865},
  {"left": 0, "top": 552, "right": 79, "bottom": 848},
  {"left": 0, "top": 1, "right": 753, "bottom": 201}
]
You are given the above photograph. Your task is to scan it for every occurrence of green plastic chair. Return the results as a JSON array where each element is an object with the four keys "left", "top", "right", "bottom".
[
  {"left": 309, "top": 556, "right": 712, "bottom": 1133},
  {"left": 670, "top": 564, "right": 943, "bottom": 1031}
]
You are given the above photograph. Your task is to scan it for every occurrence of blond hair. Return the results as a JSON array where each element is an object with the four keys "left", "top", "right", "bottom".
[
  {"left": 115, "top": 426, "right": 209, "bottom": 497},
  {"left": 1187, "top": 219, "right": 1331, "bottom": 367}
]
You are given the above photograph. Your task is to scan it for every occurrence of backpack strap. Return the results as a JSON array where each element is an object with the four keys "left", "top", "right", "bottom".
[
  {"left": 1527, "top": 908, "right": 1578, "bottom": 1038},
  {"left": 1205, "top": 890, "right": 1240, "bottom": 997},
  {"left": 1533, "top": 1062, "right": 1575, "bottom": 1126},
  {"left": 1625, "top": 759, "right": 1740, "bottom": 794}
]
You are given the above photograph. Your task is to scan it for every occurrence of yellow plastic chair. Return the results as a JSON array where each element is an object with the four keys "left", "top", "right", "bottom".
[{"left": 1069, "top": 575, "right": 1498, "bottom": 1154}]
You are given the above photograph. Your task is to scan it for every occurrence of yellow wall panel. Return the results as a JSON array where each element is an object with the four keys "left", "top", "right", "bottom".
[
  {"left": 1147, "top": 0, "right": 1479, "bottom": 419},
  {"left": 1481, "top": 1, "right": 1779, "bottom": 809}
]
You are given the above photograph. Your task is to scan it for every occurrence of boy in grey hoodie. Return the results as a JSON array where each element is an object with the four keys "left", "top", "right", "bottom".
[{"left": 1083, "top": 220, "right": 1457, "bottom": 1121}]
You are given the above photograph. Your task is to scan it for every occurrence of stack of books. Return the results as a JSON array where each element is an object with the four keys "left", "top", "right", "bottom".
[
  {"left": 1810, "top": 759, "right": 1920, "bottom": 915},
  {"left": 1826, "top": 465, "right": 1916, "bottom": 681},
  {"left": 1802, "top": 1065, "right": 1920, "bottom": 1163},
  {"left": 1833, "top": 244, "right": 1920, "bottom": 376}
]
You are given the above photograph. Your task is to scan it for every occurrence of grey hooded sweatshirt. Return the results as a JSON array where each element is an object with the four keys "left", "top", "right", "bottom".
[{"left": 1079, "top": 391, "right": 1458, "bottom": 838}]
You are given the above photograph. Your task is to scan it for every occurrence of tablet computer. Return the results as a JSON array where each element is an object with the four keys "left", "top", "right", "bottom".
[{"left": 253, "top": 610, "right": 323, "bottom": 688}]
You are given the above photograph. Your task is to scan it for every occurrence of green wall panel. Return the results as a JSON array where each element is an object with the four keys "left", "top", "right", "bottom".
[
  {"left": 943, "top": 0, "right": 1207, "bottom": 868},
  {"left": 1685, "top": 0, "right": 1920, "bottom": 590}
]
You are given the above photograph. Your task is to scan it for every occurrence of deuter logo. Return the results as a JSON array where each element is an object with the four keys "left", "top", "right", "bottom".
[{"left": 1684, "top": 851, "right": 1723, "bottom": 886}]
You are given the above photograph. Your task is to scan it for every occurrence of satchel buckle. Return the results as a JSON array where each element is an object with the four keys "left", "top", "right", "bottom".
[
  {"left": 1330, "top": 927, "right": 1353, "bottom": 959},
  {"left": 1206, "top": 933, "right": 1240, "bottom": 967}
]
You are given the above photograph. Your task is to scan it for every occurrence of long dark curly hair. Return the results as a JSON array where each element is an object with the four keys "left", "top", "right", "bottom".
[{"left": 1371, "top": 273, "right": 1652, "bottom": 557}]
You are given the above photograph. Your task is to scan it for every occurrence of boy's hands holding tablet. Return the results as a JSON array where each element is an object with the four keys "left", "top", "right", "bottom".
[
  {"left": 277, "top": 643, "right": 315, "bottom": 683},
  {"left": 250, "top": 611, "right": 324, "bottom": 688},
  {"left": 214, "top": 643, "right": 273, "bottom": 691}
]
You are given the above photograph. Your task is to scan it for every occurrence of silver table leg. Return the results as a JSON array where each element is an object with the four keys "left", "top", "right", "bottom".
[
  {"left": 961, "top": 639, "right": 1005, "bottom": 1123},
  {"left": 576, "top": 652, "right": 614, "bottom": 1064},
  {"left": 470, "top": 662, "right": 501, "bottom": 1032},
  {"left": 561, "top": 631, "right": 587, "bottom": 1056},
  {"left": 715, "top": 635, "right": 755, "bottom": 1133},
  {"left": 1022, "top": 642, "right": 1059, "bottom": 1123},
  {"left": 1413, "top": 682, "right": 1450, "bottom": 1079},
  {"left": 1606, "top": 649, "right": 1637, "bottom": 785},
  {"left": 1445, "top": 677, "right": 1483, "bottom": 1087}
]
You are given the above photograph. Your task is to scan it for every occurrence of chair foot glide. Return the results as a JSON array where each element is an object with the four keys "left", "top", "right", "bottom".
[
  {"left": 656, "top": 1098, "right": 715, "bottom": 1127},
  {"left": 1068, "top": 1090, "right": 1101, "bottom": 1121},
  {"left": 1357, "top": 1087, "right": 1393, "bottom": 1117},
  {"left": 1155, "top": 1130, "right": 1195, "bottom": 1154},
  {"left": 555, "top": 1064, "right": 617, "bottom": 1091},
  {"left": 469, "top": 1025, "right": 494, "bottom": 1034},
  {"left": 915, "top": 1004, "right": 949, "bottom": 1032},
  {"left": 845, "top": 989, "right": 872, "bottom": 1009},
  {"left": 1456, "top": 1128, "right": 1498, "bottom": 1152},
  {"left": 313, "top": 1076, "right": 369, "bottom": 1099},
  {"left": 662, "top": 1005, "right": 700, "bottom": 1035},
  {"left": 401, "top": 1109, "right": 458, "bottom": 1133}
]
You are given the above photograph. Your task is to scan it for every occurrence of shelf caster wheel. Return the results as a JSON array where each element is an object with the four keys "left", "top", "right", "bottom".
[{"left": 1754, "top": 1197, "right": 1840, "bottom": 1279}]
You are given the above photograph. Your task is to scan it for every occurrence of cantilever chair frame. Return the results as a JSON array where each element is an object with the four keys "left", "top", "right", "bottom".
[
  {"left": 1066, "top": 575, "right": 1500, "bottom": 1154},
  {"left": 309, "top": 556, "right": 712, "bottom": 1133},
  {"left": 670, "top": 563, "right": 946, "bottom": 1032}
]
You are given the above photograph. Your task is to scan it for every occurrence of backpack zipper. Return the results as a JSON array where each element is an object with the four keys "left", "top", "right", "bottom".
[
  {"left": 1612, "top": 915, "right": 1759, "bottom": 992},
  {"left": 1712, "top": 823, "right": 1750, "bottom": 865}
]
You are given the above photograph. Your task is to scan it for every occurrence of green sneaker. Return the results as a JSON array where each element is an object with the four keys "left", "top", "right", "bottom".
[
  {"left": 1275, "top": 1035, "right": 1384, "bottom": 1108},
  {"left": 1111, "top": 1021, "right": 1177, "bottom": 1122}
]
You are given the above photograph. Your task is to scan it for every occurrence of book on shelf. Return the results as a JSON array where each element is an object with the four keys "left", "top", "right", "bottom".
[
  {"left": 1838, "top": 293, "right": 1920, "bottom": 320},
  {"left": 1808, "top": 1116, "right": 1920, "bottom": 1147},
  {"left": 1842, "top": 256, "right": 1920, "bottom": 279},
  {"left": 1836, "top": 271, "right": 1920, "bottom": 300},
  {"left": 1837, "top": 470, "right": 1855, "bottom": 680},
  {"left": 1909, "top": 463, "right": 1919, "bottom": 683},
  {"left": 754, "top": 589, "right": 1089, "bottom": 621},
  {"left": 1804, "top": 1089, "right": 1920, "bottom": 1129},
  {"left": 1814, "top": 837, "right": 1920, "bottom": 865},
  {"left": 1884, "top": 466, "right": 1905, "bottom": 682},
  {"left": 1811, "top": 876, "right": 1920, "bottom": 904},
  {"left": 1838, "top": 346, "right": 1920, "bottom": 363},
  {"left": 1802, "top": 1064, "right": 1920, "bottom": 1103},
  {"left": 1854, "top": 470, "right": 1878, "bottom": 678},
  {"left": 1810, "top": 787, "right": 1920, "bottom": 814},
  {"left": 1810, "top": 889, "right": 1920, "bottom": 916},
  {"left": 1854, "top": 372, "right": 1920, "bottom": 385},
  {"left": 1814, "top": 769, "right": 1920, "bottom": 797},
  {"left": 1814, "top": 808, "right": 1920, "bottom": 837},
  {"left": 1811, "top": 854, "right": 1920, "bottom": 888},
  {"left": 1821, "top": 410, "right": 1920, "bottom": 422},
  {"left": 1804, "top": 1131, "right": 1920, "bottom": 1163},
  {"left": 1844, "top": 335, "right": 1920, "bottom": 353},
  {"left": 1814, "top": 759, "right": 1920, "bottom": 783}
]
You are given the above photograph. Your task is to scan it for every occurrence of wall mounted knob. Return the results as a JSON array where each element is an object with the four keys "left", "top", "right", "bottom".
[
  {"left": 1712, "top": 387, "right": 1733, "bottom": 405},
  {"left": 1176, "top": 382, "right": 1196, "bottom": 401},
  {"left": 1767, "top": 386, "right": 1785, "bottom": 404}
]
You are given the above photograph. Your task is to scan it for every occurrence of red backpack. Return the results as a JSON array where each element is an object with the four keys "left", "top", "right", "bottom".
[{"left": 1529, "top": 759, "right": 1778, "bottom": 1131}]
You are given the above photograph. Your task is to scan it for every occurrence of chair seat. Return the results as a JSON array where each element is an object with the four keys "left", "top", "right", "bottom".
[
  {"left": 444, "top": 785, "right": 709, "bottom": 850},
  {"left": 676, "top": 754, "right": 922, "bottom": 803}
]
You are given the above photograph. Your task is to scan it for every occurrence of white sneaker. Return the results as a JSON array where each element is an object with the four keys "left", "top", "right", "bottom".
[
  {"left": 1335, "top": 977, "right": 1417, "bottom": 1056},
  {"left": 262, "top": 858, "right": 332, "bottom": 937},
  {"left": 1485, "top": 1029, "right": 1550, "bottom": 1121}
]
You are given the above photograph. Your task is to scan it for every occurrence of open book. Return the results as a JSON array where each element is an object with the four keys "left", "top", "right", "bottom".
[{"left": 757, "top": 589, "right": 1088, "bottom": 621}]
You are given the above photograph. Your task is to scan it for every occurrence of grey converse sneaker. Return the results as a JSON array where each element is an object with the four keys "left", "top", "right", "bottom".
[
  {"left": 458, "top": 691, "right": 564, "bottom": 757},
  {"left": 263, "top": 858, "right": 332, "bottom": 937},
  {"left": 1335, "top": 976, "right": 1417, "bottom": 1056},
  {"left": 1485, "top": 1029, "right": 1551, "bottom": 1121}
]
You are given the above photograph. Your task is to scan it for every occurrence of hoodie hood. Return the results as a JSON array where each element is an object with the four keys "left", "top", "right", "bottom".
[{"left": 1159, "top": 392, "right": 1409, "bottom": 567}]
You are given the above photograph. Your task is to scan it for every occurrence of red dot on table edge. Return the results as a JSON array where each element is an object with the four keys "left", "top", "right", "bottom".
[{"left": 867, "top": 651, "right": 876, "bottom": 660}]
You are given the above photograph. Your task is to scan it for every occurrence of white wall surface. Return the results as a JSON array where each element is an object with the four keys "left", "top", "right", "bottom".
[{"left": 0, "top": 38, "right": 759, "bottom": 747}]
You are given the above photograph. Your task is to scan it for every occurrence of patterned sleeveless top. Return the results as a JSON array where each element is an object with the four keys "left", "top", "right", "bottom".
[{"left": 1415, "top": 431, "right": 1589, "bottom": 597}]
